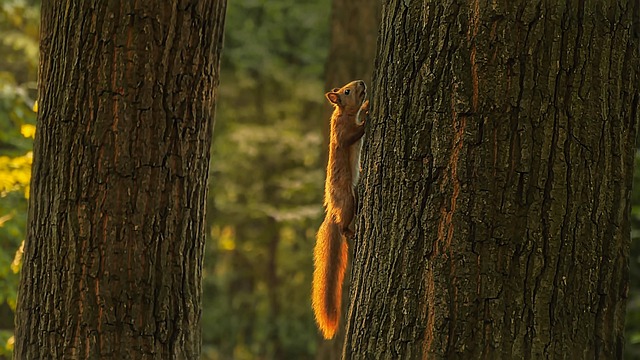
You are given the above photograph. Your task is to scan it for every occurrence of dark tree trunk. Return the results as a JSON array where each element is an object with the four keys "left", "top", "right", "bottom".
[
  {"left": 14, "top": 1, "right": 226, "bottom": 358},
  {"left": 322, "top": 0, "right": 381, "bottom": 148},
  {"left": 324, "top": 0, "right": 381, "bottom": 92},
  {"left": 345, "top": 0, "right": 639, "bottom": 359},
  {"left": 317, "top": 1, "right": 381, "bottom": 359}
]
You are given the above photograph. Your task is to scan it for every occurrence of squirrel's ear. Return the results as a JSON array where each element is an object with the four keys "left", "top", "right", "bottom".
[
  {"left": 331, "top": 88, "right": 340, "bottom": 93},
  {"left": 326, "top": 92, "right": 340, "bottom": 105}
]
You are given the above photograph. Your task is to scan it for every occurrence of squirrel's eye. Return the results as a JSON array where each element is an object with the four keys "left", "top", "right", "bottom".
[{"left": 344, "top": 89, "right": 351, "bottom": 95}]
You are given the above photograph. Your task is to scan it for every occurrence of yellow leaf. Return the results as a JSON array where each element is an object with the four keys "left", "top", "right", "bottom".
[
  {"left": 11, "top": 241, "right": 24, "bottom": 274},
  {"left": 20, "top": 124, "right": 36, "bottom": 138},
  {"left": 0, "top": 153, "right": 32, "bottom": 196},
  {"left": 219, "top": 226, "right": 236, "bottom": 251},
  {"left": 32, "top": 100, "right": 38, "bottom": 112},
  {"left": 0, "top": 214, "right": 12, "bottom": 227}
]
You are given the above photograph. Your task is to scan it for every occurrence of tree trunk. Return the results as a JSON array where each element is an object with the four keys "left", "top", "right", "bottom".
[
  {"left": 317, "top": 1, "right": 381, "bottom": 359},
  {"left": 322, "top": 0, "right": 381, "bottom": 150},
  {"left": 345, "top": 0, "right": 639, "bottom": 359},
  {"left": 324, "top": 0, "right": 381, "bottom": 93},
  {"left": 14, "top": 1, "right": 226, "bottom": 358}
]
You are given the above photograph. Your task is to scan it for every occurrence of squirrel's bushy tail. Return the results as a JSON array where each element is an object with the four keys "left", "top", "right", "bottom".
[{"left": 312, "top": 217, "right": 348, "bottom": 339}]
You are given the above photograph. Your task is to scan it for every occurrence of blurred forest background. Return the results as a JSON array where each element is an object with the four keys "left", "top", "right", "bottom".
[{"left": 0, "top": 0, "right": 638, "bottom": 359}]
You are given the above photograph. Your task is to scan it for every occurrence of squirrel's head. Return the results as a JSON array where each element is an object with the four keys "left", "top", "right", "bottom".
[{"left": 325, "top": 80, "right": 366, "bottom": 113}]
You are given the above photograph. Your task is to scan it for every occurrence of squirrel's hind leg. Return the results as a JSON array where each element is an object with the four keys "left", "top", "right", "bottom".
[{"left": 336, "top": 193, "right": 356, "bottom": 239}]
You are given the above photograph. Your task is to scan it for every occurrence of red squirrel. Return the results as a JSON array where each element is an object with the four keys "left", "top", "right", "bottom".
[{"left": 312, "top": 80, "right": 368, "bottom": 339}]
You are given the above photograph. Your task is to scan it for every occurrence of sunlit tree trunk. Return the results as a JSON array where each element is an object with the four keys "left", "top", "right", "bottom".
[
  {"left": 316, "top": 1, "right": 381, "bottom": 359},
  {"left": 14, "top": 1, "right": 226, "bottom": 358},
  {"left": 345, "top": 0, "right": 639, "bottom": 358}
]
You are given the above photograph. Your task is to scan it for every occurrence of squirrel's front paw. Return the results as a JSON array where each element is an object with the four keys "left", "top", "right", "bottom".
[
  {"left": 361, "top": 100, "right": 369, "bottom": 112},
  {"left": 360, "top": 100, "right": 370, "bottom": 123}
]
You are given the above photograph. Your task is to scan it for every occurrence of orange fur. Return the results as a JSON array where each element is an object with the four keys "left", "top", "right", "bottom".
[
  {"left": 312, "top": 80, "right": 368, "bottom": 339},
  {"left": 312, "top": 219, "right": 348, "bottom": 339}
]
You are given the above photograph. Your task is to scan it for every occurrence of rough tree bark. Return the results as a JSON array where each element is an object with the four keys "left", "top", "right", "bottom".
[
  {"left": 14, "top": 1, "right": 226, "bottom": 358},
  {"left": 345, "top": 0, "right": 639, "bottom": 359},
  {"left": 317, "top": 1, "right": 381, "bottom": 359}
]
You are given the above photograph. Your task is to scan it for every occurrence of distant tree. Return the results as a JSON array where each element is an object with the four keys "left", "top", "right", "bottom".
[
  {"left": 14, "top": 0, "right": 226, "bottom": 358},
  {"left": 345, "top": 0, "right": 639, "bottom": 359},
  {"left": 323, "top": 0, "right": 381, "bottom": 96},
  {"left": 322, "top": 0, "right": 381, "bottom": 148},
  {"left": 202, "top": 1, "right": 331, "bottom": 358}
]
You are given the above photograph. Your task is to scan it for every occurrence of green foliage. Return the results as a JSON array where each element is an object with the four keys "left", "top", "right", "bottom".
[
  {"left": 7, "top": 1, "right": 638, "bottom": 359},
  {"left": 626, "top": 152, "right": 640, "bottom": 359},
  {"left": 201, "top": 0, "right": 330, "bottom": 358},
  {"left": 0, "top": 0, "right": 39, "bottom": 84},
  {"left": 0, "top": 0, "right": 332, "bottom": 357},
  {"left": 0, "top": 1, "right": 39, "bottom": 357}
]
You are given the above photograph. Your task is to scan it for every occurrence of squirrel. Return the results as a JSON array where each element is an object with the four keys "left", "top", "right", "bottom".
[{"left": 312, "top": 80, "right": 368, "bottom": 339}]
